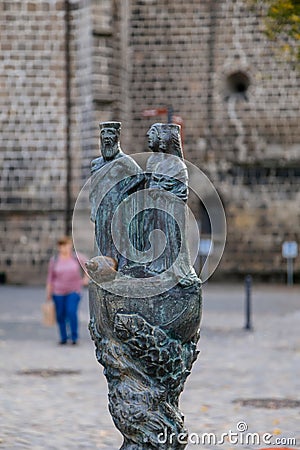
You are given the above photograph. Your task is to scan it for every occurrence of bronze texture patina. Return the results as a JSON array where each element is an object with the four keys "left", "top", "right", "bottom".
[{"left": 87, "top": 122, "right": 202, "bottom": 450}]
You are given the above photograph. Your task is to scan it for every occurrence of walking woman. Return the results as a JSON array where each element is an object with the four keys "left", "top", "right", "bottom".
[{"left": 46, "top": 236, "right": 89, "bottom": 345}]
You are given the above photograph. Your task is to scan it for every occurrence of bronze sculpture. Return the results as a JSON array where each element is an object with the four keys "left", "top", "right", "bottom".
[
  {"left": 145, "top": 124, "right": 198, "bottom": 287},
  {"left": 90, "top": 122, "right": 144, "bottom": 269},
  {"left": 87, "top": 122, "right": 202, "bottom": 449}
]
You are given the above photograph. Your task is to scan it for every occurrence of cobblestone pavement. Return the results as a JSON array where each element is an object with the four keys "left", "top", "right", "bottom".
[{"left": 0, "top": 283, "right": 299, "bottom": 449}]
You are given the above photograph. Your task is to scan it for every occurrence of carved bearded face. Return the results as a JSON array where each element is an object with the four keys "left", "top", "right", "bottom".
[{"left": 100, "top": 128, "right": 120, "bottom": 160}]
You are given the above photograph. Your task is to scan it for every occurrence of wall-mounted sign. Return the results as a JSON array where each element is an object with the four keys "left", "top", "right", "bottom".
[{"left": 282, "top": 241, "right": 298, "bottom": 259}]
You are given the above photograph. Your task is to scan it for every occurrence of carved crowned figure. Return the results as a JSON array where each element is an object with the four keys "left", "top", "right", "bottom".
[{"left": 145, "top": 123, "right": 198, "bottom": 286}]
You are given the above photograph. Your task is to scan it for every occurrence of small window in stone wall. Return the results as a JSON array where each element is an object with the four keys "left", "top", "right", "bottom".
[{"left": 225, "top": 71, "right": 250, "bottom": 101}]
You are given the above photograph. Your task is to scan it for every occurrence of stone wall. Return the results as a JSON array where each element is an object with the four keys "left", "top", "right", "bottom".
[
  {"left": 0, "top": 0, "right": 96, "bottom": 283},
  {"left": 126, "top": 0, "right": 300, "bottom": 280},
  {"left": 128, "top": 1, "right": 300, "bottom": 163},
  {"left": 90, "top": 0, "right": 132, "bottom": 149},
  {"left": 0, "top": 1, "right": 65, "bottom": 283},
  {"left": 1, "top": 0, "right": 299, "bottom": 283}
]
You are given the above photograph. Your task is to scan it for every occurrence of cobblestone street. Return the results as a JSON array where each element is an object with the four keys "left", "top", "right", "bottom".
[{"left": 0, "top": 283, "right": 299, "bottom": 449}]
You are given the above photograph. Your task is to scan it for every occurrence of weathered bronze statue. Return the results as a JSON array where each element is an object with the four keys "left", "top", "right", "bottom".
[
  {"left": 87, "top": 122, "right": 202, "bottom": 450},
  {"left": 145, "top": 123, "right": 198, "bottom": 287},
  {"left": 90, "top": 122, "right": 144, "bottom": 269}
]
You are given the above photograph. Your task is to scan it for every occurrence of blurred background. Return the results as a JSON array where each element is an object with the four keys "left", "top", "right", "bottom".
[
  {"left": 0, "top": 0, "right": 299, "bottom": 285},
  {"left": 0, "top": 4, "right": 299, "bottom": 448}
]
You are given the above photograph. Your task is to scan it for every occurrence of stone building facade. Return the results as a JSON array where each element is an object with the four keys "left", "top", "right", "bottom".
[{"left": 0, "top": 0, "right": 299, "bottom": 283}]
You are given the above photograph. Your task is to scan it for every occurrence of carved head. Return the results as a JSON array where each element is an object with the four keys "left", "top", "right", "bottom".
[
  {"left": 159, "top": 123, "right": 183, "bottom": 159},
  {"left": 146, "top": 123, "right": 163, "bottom": 152},
  {"left": 99, "top": 122, "right": 121, "bottom": 160}
]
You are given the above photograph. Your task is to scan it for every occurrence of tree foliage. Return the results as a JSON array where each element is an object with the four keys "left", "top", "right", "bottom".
[{"left": 252, "top": 0, "right": 300, "bottom": 62}]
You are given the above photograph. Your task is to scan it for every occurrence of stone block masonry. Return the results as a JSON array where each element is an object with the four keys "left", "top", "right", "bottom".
[
  {"left": 0, "top": 0, "right": 96, "bottom": 283},
  {"left": 127, "top": 0, "right": 300, "bottom": 280},
  {"left": 0, "top": 0, "right": 299, "bottom": 283}
]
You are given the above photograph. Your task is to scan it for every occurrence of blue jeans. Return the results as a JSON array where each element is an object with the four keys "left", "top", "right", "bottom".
[{"left": 52, "top": 292, "right": 81, "bottom": 343}]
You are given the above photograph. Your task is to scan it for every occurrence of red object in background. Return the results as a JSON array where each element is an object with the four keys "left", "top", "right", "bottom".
[
  {"left": 142, "top": 108, "right": 184, "bottom": 147},
  {"left": 142, "top": 108, "right": 169, "bottom": 117},
  {"left": 173, "top": 115, "right": 183, "bottom": 125}
]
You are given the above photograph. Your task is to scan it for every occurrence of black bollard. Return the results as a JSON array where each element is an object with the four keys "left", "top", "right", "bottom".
[{"left": 244, "top": 275, "right": 253, "bottom": 331}]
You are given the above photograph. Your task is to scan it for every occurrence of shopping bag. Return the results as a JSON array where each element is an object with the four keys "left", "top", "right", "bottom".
[{"left": 42, "top": 302, "right": 56, "bottom": 327}]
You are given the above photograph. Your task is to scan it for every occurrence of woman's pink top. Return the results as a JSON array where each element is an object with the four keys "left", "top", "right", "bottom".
[{"left": 47, "top": 253, "right": 87, "bottom": 295}]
